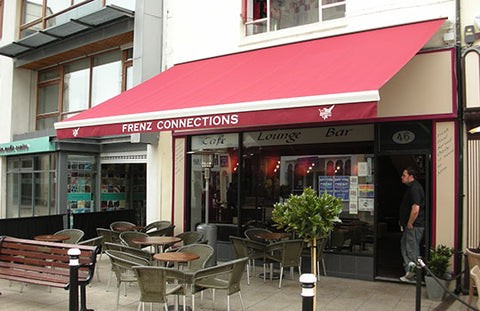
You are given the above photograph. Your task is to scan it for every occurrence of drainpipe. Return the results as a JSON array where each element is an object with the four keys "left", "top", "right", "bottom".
[{"left": 454, "top": 0, "right": 465, "bottom": 294}]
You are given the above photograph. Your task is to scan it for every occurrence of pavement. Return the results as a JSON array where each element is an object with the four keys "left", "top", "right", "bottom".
[{"left": 0, "top": 254, "right": 475, "bottom": 310}]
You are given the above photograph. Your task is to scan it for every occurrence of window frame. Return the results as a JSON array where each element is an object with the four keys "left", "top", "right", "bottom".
[
  {"left": 36, "top": 48, "right": 132, "bottom": 130},
  {"left": 19, "top": 0, "right": 106, "bottom": 39},
  {"left": 243, "top": 0, "right": 346, "bottom": 35}
]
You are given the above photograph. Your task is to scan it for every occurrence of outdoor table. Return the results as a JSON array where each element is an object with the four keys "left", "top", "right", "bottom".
[
  {"left": 154, "top": 252, "right": 199, "bottom": 311},
  {"left": 114, "top": 225, "right": 144, "bottom": 232},
  {"left": 131, "top": 236, "right": 182, "bottom": 253},
  {"left": 254, "top": 232, "right": 290, "bottom": 280},
  {"left": 153, "top": 251, "right": 200, "bottom": 269},
  {"left": 254, "top": 232, "right": 290, "bottom": 242},
  {"left": 34, "top": 234, "right": 70, "bottom": 242}
]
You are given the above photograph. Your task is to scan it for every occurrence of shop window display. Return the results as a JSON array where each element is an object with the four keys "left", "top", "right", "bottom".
[
  {"left": 101, "top": 164, "right": 127, "bottom": 211},
  {"left": 67, "top": 155, "right": 95, "bottom": 214}
]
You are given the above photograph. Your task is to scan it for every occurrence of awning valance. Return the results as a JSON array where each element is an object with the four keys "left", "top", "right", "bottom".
[{"left": 55, "top": 19, "right": 445, "bottom": 139}]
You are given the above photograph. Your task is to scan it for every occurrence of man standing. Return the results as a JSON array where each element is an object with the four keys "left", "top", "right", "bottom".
[{"left": 399, "top": 167, "right": 425, "bottom": 282}]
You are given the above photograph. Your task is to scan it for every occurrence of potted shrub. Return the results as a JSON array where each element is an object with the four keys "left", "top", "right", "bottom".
[
  {"left": 425, "top": 245, "right": 454, "bottom": 301},
  {"left": 272, "top": 187, "right": 343, "bottom": 311}
]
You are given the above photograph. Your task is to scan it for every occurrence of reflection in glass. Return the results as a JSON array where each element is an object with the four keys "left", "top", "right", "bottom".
[
  {"left": 22, "top": 0, "right": 43, "bottom": 24},
  {"left": 20, "top": 173, "right": 33, "bottom": 217},
  {"left": 34, "top": 172, "right": 49, "bottom": 216},
  {"left": 63, "top": 59, "right": 90, "bottom": 112},
  {"left": 92, "top": 51, "right": 122, "bottom": 106},
  {"left": 36, "top": 115, "right": 58, "bottom": 130},
  {"left": 6, "top": 174, "right": 19, "bottom": 218},
  {"left": 38, "top": 84, "right": 59, "bottom": 114}
]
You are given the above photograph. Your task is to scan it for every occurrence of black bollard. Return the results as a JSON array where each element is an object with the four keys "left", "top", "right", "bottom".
[
  {"left": 300, "top": 273, "right": 316, "bottom": 311},
  {"left": 68, "top": 248, "right": 81, "bottom": 311},
  {"left": 416, "top": 257, "right": 425, "bottom": 311}
]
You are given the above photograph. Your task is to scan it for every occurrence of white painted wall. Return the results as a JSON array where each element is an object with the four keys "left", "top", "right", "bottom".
[{"left": 164, "top": 0, "right": 454, "bottom": 67}]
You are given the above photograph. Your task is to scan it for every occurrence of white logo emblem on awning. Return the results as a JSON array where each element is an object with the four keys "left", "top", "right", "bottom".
[
  {"left": 319, "top": 105, "right": 335, "bottom": 120},
  {"left": 72, "top": 128, "right": 80, "bottom": 137}
]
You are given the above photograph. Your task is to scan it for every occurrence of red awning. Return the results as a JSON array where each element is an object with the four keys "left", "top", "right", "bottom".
[{"left": 55, "top": 19, "right": 445, "bottom": 139}]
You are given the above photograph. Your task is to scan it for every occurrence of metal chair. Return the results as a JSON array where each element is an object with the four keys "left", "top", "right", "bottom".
[
  {"left": 133, "top": 266, "right": 187, "bottom": 311},
  {"left": 141, "top": 220, "right": 172, "bottom": 233},
  {"left": 191, "top": 257, "right": 248, "bottom": 311},
  {"left": 265, "top": 239, "right": 304, "bottom": 288},
  {"left": 54, "top": 228, "right": 84, "bottom": 244},
  {"left": 110, "top": 221, "right": 136, "bottom": 231},
  {"left": 119, "top": 231, "right": 149, "bottom": 249},
  {"left": 105, "top": 250, "right": 151, "bottom": 311}
]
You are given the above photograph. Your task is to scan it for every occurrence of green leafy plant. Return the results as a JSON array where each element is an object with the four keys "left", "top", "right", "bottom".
[
  {"left": 272, "top": 187, "right": 343, "bottom": 273},
  {"left": 427, "top": 245, "right": 454, "bottom": 278}
]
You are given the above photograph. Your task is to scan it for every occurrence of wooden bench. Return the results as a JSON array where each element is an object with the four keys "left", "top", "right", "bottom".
[{"left": 0, "top": 235, "right": 100, "bottom": 311}]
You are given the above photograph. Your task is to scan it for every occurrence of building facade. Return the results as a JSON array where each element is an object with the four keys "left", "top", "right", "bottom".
[{"left": 1, "top": 0, "right": 479, "bottom": 282}]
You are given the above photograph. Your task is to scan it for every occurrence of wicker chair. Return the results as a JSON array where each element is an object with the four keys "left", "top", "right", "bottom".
[
  {"left": 175, "top": 243, "right": 214, "bottom": 272},
  {"left": 105, "top": 250, "right": 151, "bottom": 311},
  {"left": 265, "top": 239, "right": 304, "bottom": 288},
  {"left": 148, "top": 225, "right": 176, "bottom": 237},
  {"left": 244, "top": 228, "right": 271, "bottom": 244},
  {"left": 230, "top": 236, "right": 253, "bottom": 285},
  {"left": 109, "top": 221, "right": 136, "bottom": 231},
  {"left": 133, "top": 266, "right": 187, "bottom": 311},
  {"left": 466, "top": 248, "right": 480, "bottom": 306},
  {"left": 471, "top": 265, "right": 480, "bottom": 309},
  {"left": 141, "top": 220, "right": 172, "bottom": 233},
  {"left": 119, "top": 231, "right": 149, "bottom": 249},
  {"left": 54, "top": 228, "right": 84, "bottom": 244},
  {"left": 191, "top": 257, "right": 248, "bottom": 311},
  {"left": 96, "top": 228, "right": 121, "bottom": 244}
]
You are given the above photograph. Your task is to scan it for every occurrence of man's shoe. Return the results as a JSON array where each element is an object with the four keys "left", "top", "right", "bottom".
[
  {"left": 400, "top": 276, "right": 416, "bottom": 283},
  {"left": 404, "top": 261, "right": 416, "bottom": 280}
]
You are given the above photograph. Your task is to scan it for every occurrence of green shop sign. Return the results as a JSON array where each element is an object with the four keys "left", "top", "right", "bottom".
[{"left": 0, "top": 136, "right": 55, "bottom": 156}]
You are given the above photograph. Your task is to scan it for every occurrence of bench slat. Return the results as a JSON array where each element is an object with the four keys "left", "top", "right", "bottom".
[{"left": 0, "top": 235, "right": 99, "bottom": 289}]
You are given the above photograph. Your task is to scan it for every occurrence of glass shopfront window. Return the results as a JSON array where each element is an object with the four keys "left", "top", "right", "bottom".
[
  {"left": 6, "top": 154, "right": 56, "bottom": 218},
  {"left": 188, "top": 124, "right": 375, "bottom": 255},
  {"left": 190, "top": 133, "right": 239, "bottom": 229}
]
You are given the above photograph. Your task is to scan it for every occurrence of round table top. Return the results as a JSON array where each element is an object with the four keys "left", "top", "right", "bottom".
[
  {"left": 114, "top": 225, "right": 144, "bottom": 232},
  {"left": 254, "top": 232, "right": 290, "bottom": 240},
  {"left": 34, "top": 234, "right": 70, "bottom": 242},
  {"left": 153, "top": 252, "right": 200, "bottom": 262},
  {"left": 131, "top": 236, "right": 182, "bottom": 246}
]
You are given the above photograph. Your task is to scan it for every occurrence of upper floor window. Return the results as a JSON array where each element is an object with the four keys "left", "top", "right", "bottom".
[
  {"left": 20, "top": 0, "right": 135, "bottom": 39},
  {"left": 244, "top": 0, "right": 345, "bottom": 36},
  {"left": 36, "top": 48, "right": 132, "bottom": 130}
]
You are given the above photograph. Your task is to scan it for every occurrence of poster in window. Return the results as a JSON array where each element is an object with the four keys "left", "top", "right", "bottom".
[{"left": 318, "top": 176, "right": 334, "bottom": 196}]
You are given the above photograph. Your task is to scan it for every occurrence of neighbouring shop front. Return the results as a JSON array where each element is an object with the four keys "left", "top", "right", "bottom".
[{"left": 2, "top": 135, "right": 148, "bottom": 235}]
